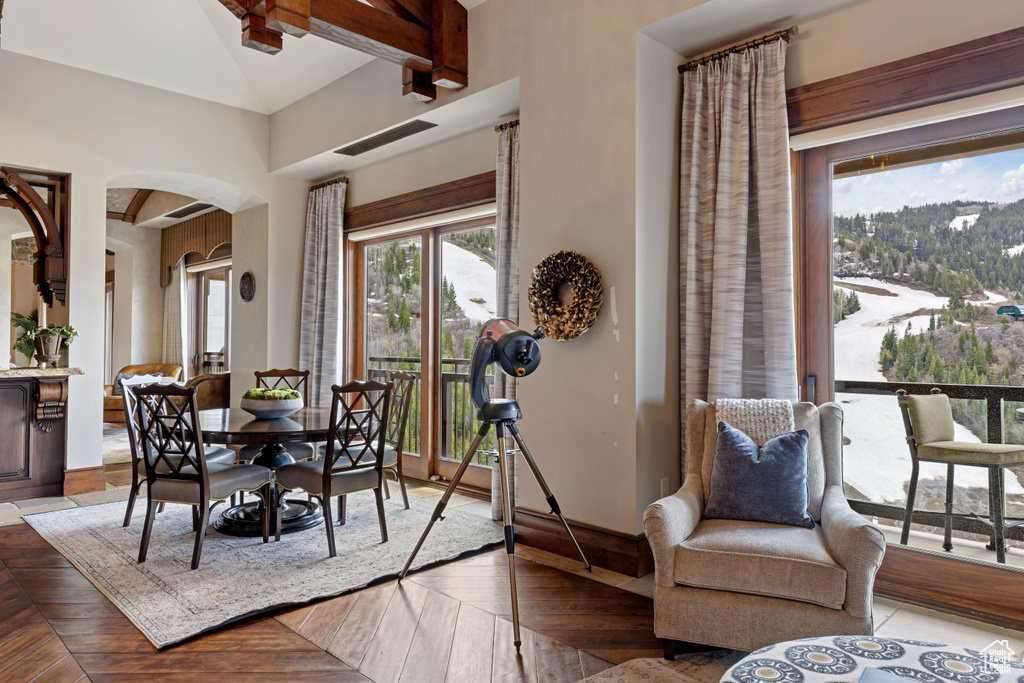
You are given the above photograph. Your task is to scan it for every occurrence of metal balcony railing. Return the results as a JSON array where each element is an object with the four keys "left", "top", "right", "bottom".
[{"left": 366, "top": 356, "right": 494, "bottom": 466}]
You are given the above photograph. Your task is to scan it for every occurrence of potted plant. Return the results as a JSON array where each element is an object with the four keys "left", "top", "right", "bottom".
[
  {"left": 32, "top": 323, "right": 77, "bottom": 369},
  {"left": 10, "top": 312, "right": 38, "bottom": 367},
  {"left": 240, "top": 387, "right": 304, "bottom": 419}
]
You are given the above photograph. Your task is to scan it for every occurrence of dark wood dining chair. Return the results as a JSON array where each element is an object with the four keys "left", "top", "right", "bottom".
[
  {"left": 120, "top": 377, "right": 236, "bottom": 527},
  {"left": 274, "top": 379, "right": 392, "bottom": 556},
  {"left": 239, "top": 368, "right": 315, "bottom": 463},
  {"left": 381, "top": 371, "right": 415, "bottom": 509},
  {"left": 134, "top": 384, "right": 273, "bottom": 569}
]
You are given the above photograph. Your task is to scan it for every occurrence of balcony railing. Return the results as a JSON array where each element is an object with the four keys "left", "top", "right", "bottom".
[
  {"left": 836, "top": 379, "right": 1024, "bottom": 542},
  {"left": 366, "top": 356, "right": 494, "bottom": 466}
]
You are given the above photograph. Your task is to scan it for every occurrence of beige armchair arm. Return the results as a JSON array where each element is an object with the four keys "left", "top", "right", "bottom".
[
  {"left": 820, "top": 484, "right": 886, "bottom": 619},
  {"left": 104, "top": 385, "right": 115, "bottom": 398},
  {"left": 643, "top": 474, "right": 703, "bottom": 588}
]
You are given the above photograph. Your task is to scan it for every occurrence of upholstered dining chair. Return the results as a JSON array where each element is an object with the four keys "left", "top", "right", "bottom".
[
  {"left": 120, "top": 376, "right": 237, "bottom": 528},
  {"left": 274, "top": 379, "right": 392, "bottom": 556},
  {"left": 238, "top": 368, "right": 314, "bottom": 463},
  {"left": 134, "top": 384, "right": 273, "bottom": 569},
  {"left": 319, "top": 371, "right": 415, "bottom": 509},
  {"left": 643, "top": 399, "right": 886, "bottom": 654},
  {"left": 898, "top": 388, "right": 1024, "bottom": 564}
]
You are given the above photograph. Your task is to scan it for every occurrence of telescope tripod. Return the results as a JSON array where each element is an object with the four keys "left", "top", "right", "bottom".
[{"left": 399, "top": 401, "right": 591, "bottom": 653}]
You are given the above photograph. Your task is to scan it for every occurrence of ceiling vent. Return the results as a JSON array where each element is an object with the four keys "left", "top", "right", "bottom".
[
  {"left": 334, "top": 119, "right": 438, "bottom": 156},
  {"left": 166, "top": 202, "right": 214, "bottom": 219}
]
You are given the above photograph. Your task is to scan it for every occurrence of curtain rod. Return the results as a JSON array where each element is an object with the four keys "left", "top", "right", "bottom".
[
  {"left": 495, "top": 119, "right": 519, "bottom": 132},
  {"left": 678, "top": 25, "right": 798, "bottom": 73},
  {"left": 309, "top": 176, "right": 349, "bottom": 192}
]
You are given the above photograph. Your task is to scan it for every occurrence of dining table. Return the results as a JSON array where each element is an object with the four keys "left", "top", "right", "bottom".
[{"left": 198, "top": 406, "right": 340, "bottom": 538}]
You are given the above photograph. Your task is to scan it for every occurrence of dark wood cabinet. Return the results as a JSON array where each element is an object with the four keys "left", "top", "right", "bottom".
[{"left": 0, "top": 375, "right": 68, "bottom": 502}]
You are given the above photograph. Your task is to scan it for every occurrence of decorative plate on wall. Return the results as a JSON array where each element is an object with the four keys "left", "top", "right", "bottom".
[{"left": 239, "top": 271, "right": 255, "bottom": 302}]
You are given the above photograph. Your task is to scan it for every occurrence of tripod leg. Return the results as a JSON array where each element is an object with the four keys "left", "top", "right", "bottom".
[
  {"left": 509, "top": 424, "right": 592, "bottom": 571},
  {"left": 399, "top": 425, "right": 490, "bottom": 579},
  {"left": 496, "top": 422, "right": 522, "bottom": 654}
]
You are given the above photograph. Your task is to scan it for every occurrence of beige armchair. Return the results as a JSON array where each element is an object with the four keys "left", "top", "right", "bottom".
[
  {"left": 103, "top": 363, "right": 184, "bottom": 424},
  {"left": 643, "top": 400, "right": 885, "bottom": 654}
]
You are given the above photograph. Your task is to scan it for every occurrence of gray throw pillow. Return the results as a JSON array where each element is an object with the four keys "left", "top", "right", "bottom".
[
  {"left": 705, "top": 421, "right": 814, "bottom": 528},
  {"left": 113, "top": 371, "right": 163, "bottom": 396}
]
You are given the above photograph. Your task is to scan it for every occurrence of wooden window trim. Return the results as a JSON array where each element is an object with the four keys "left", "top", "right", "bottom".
[
  {"left": 794, "top": 105, "right": 1024, "bottom": 632},
  {"left": 344, "top": 171, "right": 496, "bottom": 232},
  {"left": 786, "top": 25, "right": 1024, "bottom": 135}
]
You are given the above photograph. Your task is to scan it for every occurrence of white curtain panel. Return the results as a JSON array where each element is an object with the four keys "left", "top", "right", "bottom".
[
  {"left": 679, "top": 40, "right": 799, "bottom": 427},
  {"left": 161, "top": 259, "right": 188, "bottom": 374},
  {"left": 492, "top": 121, "right": 521, "bottom": 520},
  {"left": 299, "top": 181, "right": 346, "bottom": 408}
]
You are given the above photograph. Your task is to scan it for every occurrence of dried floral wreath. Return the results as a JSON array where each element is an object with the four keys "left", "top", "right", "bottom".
[{"left": 528, "top": 250, "right": 602, "bottom": 341}]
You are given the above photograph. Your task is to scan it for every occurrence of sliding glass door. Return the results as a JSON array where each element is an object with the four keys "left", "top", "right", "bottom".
[{"left": 355, "top": 217, "right": 497, "bottom": 490}]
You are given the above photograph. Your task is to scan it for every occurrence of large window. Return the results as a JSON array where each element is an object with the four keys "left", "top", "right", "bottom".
[
  {"left": 797, "top": 106, "right": 1024, "bottom": 576},
  {"left": 354, "top": 216, "right": 497, "bottom": 491}
]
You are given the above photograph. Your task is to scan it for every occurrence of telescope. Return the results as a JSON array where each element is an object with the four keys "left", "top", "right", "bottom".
[
  {"left": 400, "top": 317, "right": 590, "bottom": 653},
  {"left": 469, "top": 318, "right": 544, "bottom": 411}
]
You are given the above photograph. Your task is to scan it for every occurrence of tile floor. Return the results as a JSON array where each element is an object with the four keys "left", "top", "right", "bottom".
[{"left": 4, "top": 480, "right": 1022, "bottom": 655}]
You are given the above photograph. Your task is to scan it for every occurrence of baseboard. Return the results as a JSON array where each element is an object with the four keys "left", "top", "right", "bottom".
[
  {"left": 63, "top": 466, "right": 107, "bottom": 496},
  {"left": 513, "top": 508, "right": 653, "bottom": 578},
  {"left": 0, "top": 483, "right": 63, "bottom": 503},
  {"left": 874, "top": 543, "right": 1024, "bottom": 632}
]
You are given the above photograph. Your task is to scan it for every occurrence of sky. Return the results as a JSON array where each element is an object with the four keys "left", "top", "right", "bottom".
[{"left": 832, "top": 147, "right": 1024, "bottom": 217}]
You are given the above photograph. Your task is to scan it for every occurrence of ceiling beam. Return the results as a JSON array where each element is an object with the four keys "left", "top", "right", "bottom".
[
  {"left": 124, "top": 189, "right": 153, "bottom": 224},
  {"left": 220, "top": 0, "right": 466, "bottom": 99},
  {"left": 309, "top": 0, "right": 431, "bottom": 69},
  {"left": 364, "top": 0, "right": 431, "bottom": 29}
]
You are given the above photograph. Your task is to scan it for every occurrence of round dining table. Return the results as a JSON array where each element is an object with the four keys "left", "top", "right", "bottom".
[{"left": 198, "top": 407, "right": 334, "bottom": 538}]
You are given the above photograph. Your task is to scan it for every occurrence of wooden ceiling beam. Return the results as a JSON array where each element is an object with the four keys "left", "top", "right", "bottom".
[
  {"left": 430, "top": 0, "right": 467, "bottom": 89},
  {"left": 242, "top": 12, "right": 283, "bottom": 54},
  {"left": 218, "top": 0, "right": 251, "bottom": 19},
  {"left": 403, "top": 66, "right": 436, "bottom": 102},
  {"left": 267, "top": 0, "right": 310, "bottom": 37},
  {"left": 309, "top": 0, "right": 431, "bottom": 70},
  {"left": 123, "top": 189, "right": 153, "bottom": 224},
  {"left": 364, "top": 0, "right": 431, "bottom": 29}
]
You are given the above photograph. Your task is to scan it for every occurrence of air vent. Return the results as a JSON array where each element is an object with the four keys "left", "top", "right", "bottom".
[
  {"left": 334, "top": 119, "right": 438, "bottom": 156},
  {"left": 166, "top": 202, "right": 213, "bottom": 219}
]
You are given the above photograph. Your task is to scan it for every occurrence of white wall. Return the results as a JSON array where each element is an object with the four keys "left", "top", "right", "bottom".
[
  {"left": 0, "top": 50, "right": 308, "bottom": 472},
  {"left": 105, "top": 219, "right": 164, "bottom": 370}
]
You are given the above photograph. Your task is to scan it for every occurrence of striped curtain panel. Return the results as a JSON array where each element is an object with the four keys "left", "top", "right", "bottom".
[
  {"left": 161, "top": 259, "right": 188, "bottom": 375},
  {"left": 492, "top": 120, "right": 521, "bottom": 520},
  {"left": 299, "top": 181, "right": 346, "bottom": 408},
  {"left": 679, "top": 39, "right": 798, "bottom": 418}
]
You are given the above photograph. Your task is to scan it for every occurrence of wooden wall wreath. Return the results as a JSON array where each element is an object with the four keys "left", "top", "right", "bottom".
[{"left": 528, "top": 250, "right": 603, "bottom": 341}]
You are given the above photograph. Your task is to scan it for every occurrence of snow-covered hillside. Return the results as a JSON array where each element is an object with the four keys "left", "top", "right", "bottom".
[
  {"left": 834, "top": 277, "right": 1024, "bottom": 503},
  {"left": 949, "top": 213, "right": 980, "bottom": 231},
  {"left": 442, "top": 241, "right": 496, "bottom": 322}
]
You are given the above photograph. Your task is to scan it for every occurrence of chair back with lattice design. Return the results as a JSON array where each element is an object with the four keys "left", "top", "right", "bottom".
[
  {"left": 134, "top": 384, "right": 211, "bottom": 494},
  {"left": 120, "top": 375, "right": 154, "bottom": 474},
  {"left": 385, "top": 371, "right": 415, "bottom": 455},
  {"left": 323, "top": 380, "right": 392, "bottom": 483},
  {"left": 255, "top": 368, "right": 310, "bottom": 407}
]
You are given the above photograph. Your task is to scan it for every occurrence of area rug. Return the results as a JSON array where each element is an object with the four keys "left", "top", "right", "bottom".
[
  {"left": 582, "top": 650, "right": 745, "bottom": 683},
  {"left": 25, "top": 493, "right": 500, "bottom": 649},
  {"left": 102, "top": 423, "right": 133, "bottom": 465}
]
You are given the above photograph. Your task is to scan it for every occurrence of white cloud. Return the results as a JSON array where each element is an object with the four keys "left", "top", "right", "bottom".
[
  {"left": 940, "top": 159, "right": 964, "bottom": 176},
  {"left": 956, "top": 183, "right": 966, "bottom": 192},
  {"left": 934, "top": 178, "right": 945, "bottom": 185},
  {"left": 909, "top": 191, "right": 925, "bottom": 200},
  {"left": 999, "top": 164, "right": 1024, "bottom": 199}
]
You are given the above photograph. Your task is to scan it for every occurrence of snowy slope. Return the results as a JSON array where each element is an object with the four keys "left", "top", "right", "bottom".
[
  {"left": 442, "top": 241, "right": 496, "bottom": 322},
  {"left": 949, "top": 214, "right": 980, "bottom": 231},
  {"left": 834, "top": 277, "right": 1024, "bottom": 502}
]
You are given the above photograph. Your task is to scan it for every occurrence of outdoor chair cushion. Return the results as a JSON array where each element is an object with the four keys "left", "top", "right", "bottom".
[
  {"left": 673, "top": 518, "right": 847, "bottom": 610},
  {"left": 906, "top": 393, "right": 956, "bottom": 444},
  {"left": 917, "top": 441, "right": 1024, "bottom": 466},
  {"left": 149, "top": 463, "right": 270, "bottom": 504}
]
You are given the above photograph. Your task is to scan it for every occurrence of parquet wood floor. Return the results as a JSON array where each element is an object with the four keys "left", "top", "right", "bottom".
[{"left": 0, "top": 523, "right": 658, "bottom": 682}]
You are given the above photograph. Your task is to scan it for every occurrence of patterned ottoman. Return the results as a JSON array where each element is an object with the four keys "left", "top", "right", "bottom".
[{"left": 722, "top": 635, "right": 1023, "bottom": 683}]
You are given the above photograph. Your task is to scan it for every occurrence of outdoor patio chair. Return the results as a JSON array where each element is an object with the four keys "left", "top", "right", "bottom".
[{"left": 898, "top": 388, "right": 1024, "bottom": 563}]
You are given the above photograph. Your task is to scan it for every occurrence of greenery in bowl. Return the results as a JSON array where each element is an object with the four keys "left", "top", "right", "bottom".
[{"left": 242, "top": 387, "right": 302, "bottom": 401}]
